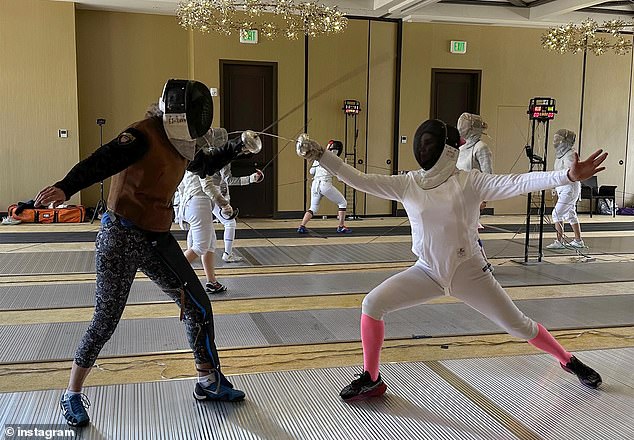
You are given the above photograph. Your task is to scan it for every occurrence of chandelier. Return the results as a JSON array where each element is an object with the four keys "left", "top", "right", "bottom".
[
  {"left": 176, "top": 0, "right": 348, "bottom": 40},
  {"left": 542, "top": 19, "right": 634, "bottom": 56}
]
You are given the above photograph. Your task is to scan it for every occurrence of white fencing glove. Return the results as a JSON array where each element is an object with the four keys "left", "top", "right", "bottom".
[
  {"left": 249, "top": 169, "right": 264, "bottom": 184},
  {"left": 296, "top": 134, "right": 324, "bottom": 161},
  {"left": 220, "top": 203, "right": 233, "bottom": 218}
]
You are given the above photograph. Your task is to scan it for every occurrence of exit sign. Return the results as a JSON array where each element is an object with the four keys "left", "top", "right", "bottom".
[
  {"left": 240, "top": 29, "right": 258, "bottom": 44},
  {"left": 450, "top": 40, "right": 467, "bottom": 54}
]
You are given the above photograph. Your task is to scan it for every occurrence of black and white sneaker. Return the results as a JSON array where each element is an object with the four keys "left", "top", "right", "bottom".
[
  {"left": 205, "top": 281, "right": 227, "bottom": 295},
  {"left": 561, "top": 356, "right": 602, "bottom": 389},
  {"left": 339, "top": 371, "right": 387, "bottom": 402}
]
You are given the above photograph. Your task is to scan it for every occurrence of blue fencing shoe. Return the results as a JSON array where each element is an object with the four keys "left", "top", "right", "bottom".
[{"left": 59, "top": 392, "right": 90, "bottom": 427}]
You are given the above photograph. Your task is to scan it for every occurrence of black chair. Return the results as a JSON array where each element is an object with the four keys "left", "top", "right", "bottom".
[{"left": 580, "top": 176, "right": 616, "bottom": 217}]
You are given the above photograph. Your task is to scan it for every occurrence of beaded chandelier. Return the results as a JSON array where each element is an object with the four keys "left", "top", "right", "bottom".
[
  {"left": 176, "top": 0, "right": 348, "bottom": 40},
  {"left": 542, "top": 18, "right": 634, "bottom": 56}
]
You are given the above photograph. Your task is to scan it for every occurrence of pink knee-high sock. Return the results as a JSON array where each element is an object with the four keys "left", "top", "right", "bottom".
[
  {"left": 361, "top": 314, "right": 385, "bottom": 381},
  {"left": 527, "top": 323, "right": 572, "bottom": 365}
]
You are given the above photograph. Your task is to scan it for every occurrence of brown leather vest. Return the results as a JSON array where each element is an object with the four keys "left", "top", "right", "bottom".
[{"left": 108, "top": 117, "right": 187, "bottom": 232}]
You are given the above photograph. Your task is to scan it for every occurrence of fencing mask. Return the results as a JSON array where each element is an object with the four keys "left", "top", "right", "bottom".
[
  {"left": 412, "top": 119, "right": 459, "bottom": 189},
  {"left": 327, "top": 140, "right": 344, "bottom": 157},
  {"left": 553, "top": 128, "right": 576, "bottom": 159},
  {"left": 457, "top": 113, "right": 487, "bottom": 141},
  {"left": 159, "top": 79, "right": 213, "bottom": 160}
]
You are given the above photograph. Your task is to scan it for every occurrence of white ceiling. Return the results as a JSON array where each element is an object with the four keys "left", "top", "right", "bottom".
[{"left": 51, "top": 0, "right": 634, "bottom": 27}]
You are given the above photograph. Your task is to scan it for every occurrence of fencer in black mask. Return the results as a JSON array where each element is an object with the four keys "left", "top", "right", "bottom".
[
  {"left": 297, "top": 119, "right": 606, "bottom": 401},
  {"left": 411, "top": 119, "right": 461, "bottom": 189},
  {"left": 35, "top": 78, "right": 251, "bottom": 428}
]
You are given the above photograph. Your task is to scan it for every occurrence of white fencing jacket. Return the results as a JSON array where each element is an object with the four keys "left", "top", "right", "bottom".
[
  {"left": 309, "top": 160, "right": 334, "bottom": 182},
  {"left": 554, "top": 149, "right": 581, "bottom": 196},
  {"left": 319, "top": 150, "right": 571, "bottom": 287}
]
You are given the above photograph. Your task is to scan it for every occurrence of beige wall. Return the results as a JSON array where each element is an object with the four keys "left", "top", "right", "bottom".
[
  {"left": 582, "top": 44, "right": 632, "bottom": 209},
  {"left": 0, "top": 0, "right": 79, "bottom": 211},
  {"left": 2, "top": 6, "right": 634, "bottom": 217},
  {"left": 189, "top": 19, "right": 304, "bottom": 213}
]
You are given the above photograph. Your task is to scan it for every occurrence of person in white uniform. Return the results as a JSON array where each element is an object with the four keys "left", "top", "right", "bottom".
[
  {"left": 298, "top": 140, "right": 351, "bottom": 234},
  {"left": 457, "top": 113, "right": 493, "bottom": 214},
  {"left": 547, "top": 129, "right": 585, "bottom": 249},
  {"left": 211, "top": 164, "right": 264, "bottom": 262},
  {"left": 297, "top": 119, "right": 606, "bottom": 401},
  {"left": 457, "top": 113, "right": 493, "bottom": 174},
  {"left": 178, "top": 169, "right": 233, "bottom": 294}
]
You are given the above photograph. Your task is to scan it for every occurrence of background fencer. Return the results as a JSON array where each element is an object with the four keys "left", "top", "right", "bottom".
[
  {"left": 297, "top": 140, "right": 351, "bottom": 234},
  {"left": 457, "top": 112, "right": 493, "bottom": 214},
  {"left": 177, "top": 168, "right": 232, "bottom": 294},
  {"left": 297, "top": 119, "right": 606, "bottom": 402},
  {"left": 547, "top": 129, "right": 585, "bottom": 249},
  {"left": 211, "top": 163, "right": 264, "bottom": 263}
]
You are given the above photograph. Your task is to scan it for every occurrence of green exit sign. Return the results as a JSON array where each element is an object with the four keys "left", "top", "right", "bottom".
[
  {"left": 240, "top": 29, "right": 258, "bottom": 44},
  {"left": 450, "top": 40, "right": 467, "bottom": 54}
]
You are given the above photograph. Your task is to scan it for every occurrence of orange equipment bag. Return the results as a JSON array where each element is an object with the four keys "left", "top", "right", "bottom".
[{"left": 8, "top": 204, "right": 86, "bottom": 223}]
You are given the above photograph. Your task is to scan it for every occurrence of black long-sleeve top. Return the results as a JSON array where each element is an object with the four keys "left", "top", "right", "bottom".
[{"left": 55, "top": 127, "right": 245, "bottom": 200}]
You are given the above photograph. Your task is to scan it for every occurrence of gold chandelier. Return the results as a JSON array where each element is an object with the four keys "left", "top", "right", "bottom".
[
  {"left": 542, "top": 19, "right": 634, "bottom": 56},
  {"left": 176, "top": 0, "right": 348, "bottom": 40}
]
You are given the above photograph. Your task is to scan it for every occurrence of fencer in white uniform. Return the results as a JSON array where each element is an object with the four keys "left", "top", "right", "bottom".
[
  {"left": 297, "top": 140, "right": 351, "bottom": 234},
  {"left": 547, "top": 129, "right": 584, "bottom": 249},
  {"left": 457, "top": 112, "right": 493, "bottom": 216},
  {"left": 178, "top": 169, "right": 233, "bottom": 294},
  {"left": 297, "top": 119, "right": 605, "bottom": 401},
  {"left": 211, "top": 164, "right": 264, "bottom": 262},
  {"left": 457, "top": 113, "right": 493, "bottom": 174}
]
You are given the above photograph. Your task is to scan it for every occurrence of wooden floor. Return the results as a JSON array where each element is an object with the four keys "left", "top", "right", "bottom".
[{"left": 0, "top": 214, "right": 632, "bottom": 395}]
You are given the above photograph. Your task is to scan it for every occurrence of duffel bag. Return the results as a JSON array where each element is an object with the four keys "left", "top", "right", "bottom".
[{"left": 7, "top": 204, "right": 86, "bottom": 223}]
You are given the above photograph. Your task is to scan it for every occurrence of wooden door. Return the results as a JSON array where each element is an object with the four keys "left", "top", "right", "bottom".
[{"left": 221, "top": 61, "right": 277, "bottom": 217}]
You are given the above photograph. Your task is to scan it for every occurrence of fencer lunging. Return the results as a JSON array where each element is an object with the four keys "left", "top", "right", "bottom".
[
  {"left": 35, "top": 80, "right": 253, "bottom": 427},
  {"left": 547, "top": 129, "right": 584, "bottom": 249},
  {"left": 297, "top": 119, "right": 606, "bottom": 402},
  {"left": 211, "top": 164, "right": 264, "bottom": 262},
  {"left": 298, "top": 140, "right": 351, "bottom": 234}
]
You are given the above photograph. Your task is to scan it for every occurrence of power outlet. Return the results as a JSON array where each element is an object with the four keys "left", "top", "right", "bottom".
[
  {"left": 400, "top": 135, "right": 407, "bottom": 144},
  {"left": 58, "top": 129, "right": 68, "bottom": 138}
]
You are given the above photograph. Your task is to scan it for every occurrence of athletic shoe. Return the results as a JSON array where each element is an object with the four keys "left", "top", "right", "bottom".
[
  {"left": 193, "top": 380, "right": 245, "bottom": 402},
  {"left": 222, "top": 252, "right": 243, "bottom": 263},
  {"left": 561, "top": 356, "right": 602, "bottom": 389},
  {"left": 59, "top": 392, "right": 90, "bottom": 427},
  {"left": 569, "top": 239, "right": 586, "bottom": 248},
  {"left": 339, "top": 371, "right": 387, "bottom": 402},
  {"left": 205, "top": 281, "right": 227, "bottom": 295},
  {"left": 546, "top": 240, "right": 566, "bottom": 249},
  {"left": 336, "top": 226, "right": 352, "bottom": 234},
  {"left": 297, "top": 225, "right": 308, "bottom": 234},
  {"left": 1, "top": 216, "right": 21, "bottom": 225}
]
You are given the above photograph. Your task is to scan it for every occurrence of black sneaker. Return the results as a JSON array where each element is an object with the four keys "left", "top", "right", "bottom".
[
  {"left": 205, "top": 281, "right": 227, "bottom": 294},
  {"left": 339, "top": 371, "right": 387, "bottom": 402},
  {"left": 561, "top": 356, "right": 602, "bottom": 389}
]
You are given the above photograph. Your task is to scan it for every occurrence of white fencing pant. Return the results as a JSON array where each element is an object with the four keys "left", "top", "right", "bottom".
[
  {"left": 362, "top": 253, "right": 538, "bottom": 340},
  {"left": 183, "top": 196, "right": 216, "bottom": 256},
  {"left": 552, "top": 184, "right": 580, "bottom": 224},
  {"left": 211, "top": 203, "right": 236, "bottom": 255},
  {"left": 309, "top": 179, "right": 347, "bottom": 214}
]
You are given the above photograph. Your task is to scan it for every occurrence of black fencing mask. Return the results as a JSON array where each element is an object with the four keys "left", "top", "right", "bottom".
[{"left": 327, "top": 140, "right": 344, "bottom": 157}]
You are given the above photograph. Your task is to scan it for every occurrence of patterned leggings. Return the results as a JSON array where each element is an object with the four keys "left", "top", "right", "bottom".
[{"left": 74, "top": 218, "right": 217, "bottom": 368}]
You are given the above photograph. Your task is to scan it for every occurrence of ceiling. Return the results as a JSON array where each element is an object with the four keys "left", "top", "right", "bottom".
[{"left": 51, "top": 0, "right": 634, "bottom": 27}]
